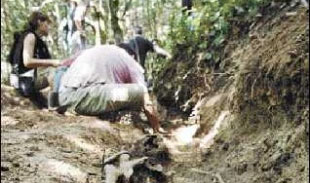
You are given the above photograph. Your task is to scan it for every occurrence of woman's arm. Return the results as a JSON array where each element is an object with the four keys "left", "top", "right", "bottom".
[{"left": 23, "top": 33, "right": 60, "bottom": 68}]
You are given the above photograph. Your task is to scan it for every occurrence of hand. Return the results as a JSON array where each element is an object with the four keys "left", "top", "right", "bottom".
[
  {"left": 158, "top": 127, "right": 168, "bottom": 134},
  {"left": 166, "top": 53, "right": 172, "bottom": 60},
  {"left": 52, "top": 60, "right": 61, "bottom": 67},
  {"left": 78, "top": 30, "right": 86, "bottom": 37},
  {"left": 159, "top": 53, "right": 172, "bottom": 60},
  {"left": 141, "top": 157, "right": 149, "bottom": 162}
]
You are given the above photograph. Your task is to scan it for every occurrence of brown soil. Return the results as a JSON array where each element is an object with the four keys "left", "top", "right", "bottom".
[{"left": 1, "top": 3, "right": 309, "bottom": 183}]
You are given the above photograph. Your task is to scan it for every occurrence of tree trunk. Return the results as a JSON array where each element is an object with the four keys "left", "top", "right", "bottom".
[
  {"left": 108, "top": 0, "right": 123, "bottom": 44},
  {"left": 122, "top": 0, "right": 133, "bottom": 18},
  {"left": 92, "top": 6, "right": 102, "bottom": 45},
  {"left": 100, "top": 0, "right": 110, "bottom": 43}
]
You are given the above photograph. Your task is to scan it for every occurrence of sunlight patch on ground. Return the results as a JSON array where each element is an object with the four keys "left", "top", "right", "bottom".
[
  {"left": 205, "top": 94, "right": 223, "bottom": 107},
  {"left": 171, "top": 125, "right": 200, "bottom": 145},
  {"left": 80, "top": 120, "right": 116, "bottom": 133},
  {"left": 163, "top": 111, "right": 230, "bottom": 158},
  {"left": 199, "top": 111, "right": 230, "bottom": 149},
  {"left": 163, "top": 125, "right": 200, "bottom": 155},
  {"left": 42, "top": 158, "right": 87, "bottom": 183},
  {"left": 1, "top": 116, "right": 20, "bottom": 126},
  {"left": 65, "top": 135, "right": 103, "bottom": 154},
  {"left": 119, "top": 127, "right": 144, "bottom": 143}
]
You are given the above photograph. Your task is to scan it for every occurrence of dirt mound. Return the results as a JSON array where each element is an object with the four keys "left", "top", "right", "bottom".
[
  {"left": 231, "top": 7, "right": 309, "bottom": 119},
  {"left": 178, "top": 5, "right": 309, "bottom": 183},
  {"left": 150, "top": 3, "right": 309, "bottom": 183}
]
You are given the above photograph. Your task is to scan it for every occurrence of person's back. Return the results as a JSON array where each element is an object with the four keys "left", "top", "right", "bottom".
[
  {"left": 58, "top": 45, "right": 164, "bottom": 133},
  {"left": 126, "top": 26, "right": 172, "bottom": 70},
  {"left": 128, "top": 35, "right": 154, "bottom": 69},
  {"left": 59, "top": 45, "right": 145, "bottom": 91}
]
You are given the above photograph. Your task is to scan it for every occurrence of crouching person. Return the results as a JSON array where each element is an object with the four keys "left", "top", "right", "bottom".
[{"left": 58, "top": 45, "right": 164, "bottom": 133}]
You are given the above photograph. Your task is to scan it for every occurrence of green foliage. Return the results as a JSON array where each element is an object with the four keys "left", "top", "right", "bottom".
[
  {"left": 1, "top": 0, "right": 272, "bottom": 83},
  {"left": 165, "top": 0, "right": 271, "bottom": 64},
  {"left": 1, "top": 0, "right": 65, "bottom": 61}
]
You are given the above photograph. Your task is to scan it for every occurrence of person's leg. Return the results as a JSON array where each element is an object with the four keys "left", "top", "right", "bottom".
[
  {"left": 53, "top": 66, "right": 68, "bottom": 93},
  {"left": 59, "top": 83, "right": 163, "bottom": 132},
  {"left": 60, "top": 84, "right": 144, "bottom": 113},
  {"left": 31, "top": 91, "right": 48, "bottom": 109},
  {"left": 80, "top": 34, "right": 87, "bottom": 50},
  {"left": 70, "top": 84, "right": 144, "bottom": 115},
  {"left": 18, "top": 77, "right": 35, "bottom": 97},
  {"left": 48, "top": 66, "right": 68, "bottom": 109},
  {"left": 18, "top": 77, "right": 47, "bottom": 109}
]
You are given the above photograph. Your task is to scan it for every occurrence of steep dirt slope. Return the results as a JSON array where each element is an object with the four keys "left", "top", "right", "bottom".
[{"left": 168, "top": 4, "right": 309, "bottom": 183}]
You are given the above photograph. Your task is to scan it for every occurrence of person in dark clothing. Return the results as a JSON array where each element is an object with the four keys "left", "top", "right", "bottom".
[
  {"left": 117, "top": 42, "right": 137, "bottom": 59},
  {"left": 125, "top": 26, "right": 171, "bottom": 70},
  {"left": 9, "top": 11, "right": 61, "bottom": 109},
  {"left": 60, "top": 0, "right": 78, "bottom": 54},
  {"left": 182, "top": 0, "right": 193, "bottom": 15}
]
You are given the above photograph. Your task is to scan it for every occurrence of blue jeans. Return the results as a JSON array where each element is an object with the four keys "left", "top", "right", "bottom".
[{"left": 53, "top": 66, "right": 68, "bottom": 93}]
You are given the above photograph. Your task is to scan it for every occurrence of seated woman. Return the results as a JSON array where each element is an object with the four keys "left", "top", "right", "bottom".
[
  {"left": 58, "top": 45, "right": 164, "bottom": 133},
  {"left": 9, "top": 11, "right": 61, "bottom": 108}
]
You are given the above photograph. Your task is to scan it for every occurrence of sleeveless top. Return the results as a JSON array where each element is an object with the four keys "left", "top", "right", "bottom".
[{"left": 12, "top": 30, "right": 51, "bottom": 75}]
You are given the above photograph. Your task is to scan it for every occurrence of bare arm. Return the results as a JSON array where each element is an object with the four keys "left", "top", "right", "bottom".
[
  {"left": 84, "top": 17, "right": 96, "bottom": 33},
  {"left": 153, "top": 44, "right": 172, "bottom": 59},
  {"left": 23, "top": 33, "right": 60, "bottom": 68},
  {"left": 74, "top": 20, "right": 84, "bottom": 32},
  {"left": 143, "top": 92, "right": 160, "bottom": 133},
  {"left": 74, "top": 5, "right": 87, "bottom": 32}
]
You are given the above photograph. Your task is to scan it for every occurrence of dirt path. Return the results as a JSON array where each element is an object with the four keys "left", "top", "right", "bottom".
[
  {"left": 1, "top": 84, "right": 222, "bottom": 183},
  {"left": 1, "top": 105, "right": 147, "bottom": 182}
]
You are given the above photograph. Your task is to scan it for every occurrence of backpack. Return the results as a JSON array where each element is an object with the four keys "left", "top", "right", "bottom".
[
  {"left": 7, "top": 31, "right": 24, "bottom": 67},
  {"left": 7, "top": 30, "right": 51, "bottom": 74}
]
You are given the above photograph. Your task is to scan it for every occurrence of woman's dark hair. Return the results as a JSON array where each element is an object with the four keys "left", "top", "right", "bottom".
[{"left": 26, "top": 11, "right": 51, "bottom": 31}]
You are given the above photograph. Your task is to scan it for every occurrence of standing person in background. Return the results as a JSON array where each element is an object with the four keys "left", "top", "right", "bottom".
[
  {"left": 8, "top": 11, "right": 61, "bottom": 109},
  {"left": 70, "top": 0, "right": 90, "bottom": 52},
  {"left": 49, "top": 0, "right": 95, "bottom": 109},
  {"left": 61, "top": 0, "right": 94, "bottom": 54},
  {"left": 60, "top": 0, "right": 78, "bottom": 54},
  {"left": 49, "top": 0, "right": 94, "bottom": 109},
  {"left": 122, "top": 26, "right": 171, "bottom": 90},
  {"left": 127, "top": 26, "right": 172, "bottom": 70},
  {"left": 182, "top": 0, "right": 193, "bottom": 15}
]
